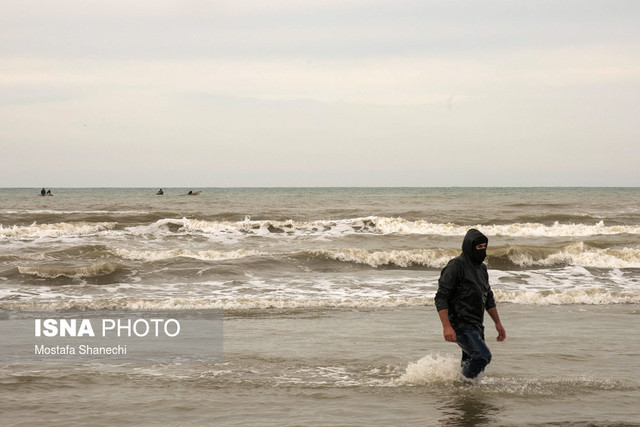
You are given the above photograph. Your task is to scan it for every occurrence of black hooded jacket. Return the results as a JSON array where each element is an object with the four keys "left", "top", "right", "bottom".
[{"left": 434, "top": 229, "right": 496, "bottom": 333}]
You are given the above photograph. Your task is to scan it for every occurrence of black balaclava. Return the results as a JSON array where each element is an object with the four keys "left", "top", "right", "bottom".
[
  {"left": 471, "top": 237, "right": 487, "bottom": 264},
  {"left": 462, "top": 229, "right": 488, "bottom": 265}
]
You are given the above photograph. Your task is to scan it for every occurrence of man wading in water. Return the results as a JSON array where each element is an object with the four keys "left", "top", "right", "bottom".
[{"left": 435, "top": 229, "right": 506, "bottom": 379}]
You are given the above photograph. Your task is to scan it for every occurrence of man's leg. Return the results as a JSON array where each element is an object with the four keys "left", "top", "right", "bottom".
[
  {"left": 461, "top": 349, "right": 470, "bottom": 368},
  {"left": 456, "top": 327, "right": 492, "bottom": 379}
]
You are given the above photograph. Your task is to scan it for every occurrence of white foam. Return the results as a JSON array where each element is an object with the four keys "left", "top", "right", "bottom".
[
  {"left": 397, "top": 354, "right": 463, "bottom": 385},
  {"left": 364, "top": 218, "right": 640, "bottom": 237},
  {"left": 0, "top": 221, "right": 116, "bottom": 240},
  {"left": 494, "top": 288, "right": 640, "bottom": 305},
  {"left": 17, "top": 261, "right": 118, "bottom": 278},
  {"left": 2, "top": 285, "right": 638, "bottom": 311},
  {"left": 112, "top": 248, "right": 264, "bottom": 262},
  {"left": 122, "top": 218, "right": 186, "bottom": 236},
  {"left": 504, "top": 242, "right": 640, "bottom": 269},
  {"left": 308, "top": 248, "right": 457, "bottom": 268},
  {"left": 142, "top": 217, "right": 640, "bottom": 238},
  {"left": 306, "top": 243, "right": 640, "bottom": 269},
  {"left": 0, "top": 295, "right": 434, "bottom": 311},
  {"left": 5, "top": 217, "right": 636, "bottom": 241}
]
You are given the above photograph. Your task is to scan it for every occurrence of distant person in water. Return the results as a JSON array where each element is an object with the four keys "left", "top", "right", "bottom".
[
  {"left": 41, "top": 188, "right": 46, "bottom": 196},
  {"left": 46, "top": 189, "right": 52, "bottom": 195},
  {"left": 156, "top": 189, "right": 164, "bottom": 195},
  {"left": 434, "top": 228, "right": 506, "bottom": 380},
  {"left": 187, "top": 190, "right": 200, "bottom": 195}
]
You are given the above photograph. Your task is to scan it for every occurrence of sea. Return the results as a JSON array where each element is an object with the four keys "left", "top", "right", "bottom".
[{"left": 1, "top": 187, "right": 639, "bottom": 426}]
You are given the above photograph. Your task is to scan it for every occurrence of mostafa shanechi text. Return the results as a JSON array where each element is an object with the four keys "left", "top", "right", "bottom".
[{"left": 1, "top": 310, "right": 223, "bottom": 364}]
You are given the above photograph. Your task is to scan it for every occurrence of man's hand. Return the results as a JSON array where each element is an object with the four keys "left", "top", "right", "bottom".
[
  {"left": 438, "top": 309, "right": 457, "bottom": 342},
  {"left": 443, "top": 325, "right": 457, "bottom": 342},
  {"left": 487, "top": 307, "right": 506, "bottom": 341},
  {"left": 495, "top": 322, "right": 506, "bottom": 341}
]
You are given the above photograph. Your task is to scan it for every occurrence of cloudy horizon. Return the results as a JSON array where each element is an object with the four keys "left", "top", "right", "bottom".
[{"left": 2, "top": 0, "right": 639, "bottom": 187}]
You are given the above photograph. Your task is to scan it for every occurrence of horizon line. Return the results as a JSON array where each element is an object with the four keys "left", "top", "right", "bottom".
[{"left": 3, "top": 185, "right": 639, "bottom": 189}]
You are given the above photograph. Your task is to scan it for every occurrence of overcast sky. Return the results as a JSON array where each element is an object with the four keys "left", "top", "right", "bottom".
[{"left": 2, "top": 0, "right": 639, "bottom": 187}]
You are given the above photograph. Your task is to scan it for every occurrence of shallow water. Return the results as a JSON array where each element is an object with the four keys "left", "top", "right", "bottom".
[
  {"left": 2, "top": 305, "right": 639, "bottom": 426},
  {"left": 1, "top": 188, "right": 639, "bottom": 425}
]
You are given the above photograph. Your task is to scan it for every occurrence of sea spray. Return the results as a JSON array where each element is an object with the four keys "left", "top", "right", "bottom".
[{"left": 397, "top": 354, "right": 464, "bottom": 385}]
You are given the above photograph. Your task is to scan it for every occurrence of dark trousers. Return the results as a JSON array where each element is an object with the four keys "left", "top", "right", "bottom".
[{"left": 456, "top": 327, "right": 492, "bottom": 379}]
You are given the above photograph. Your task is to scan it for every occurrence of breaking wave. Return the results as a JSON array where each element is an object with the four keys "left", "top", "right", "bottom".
[
  {"left": 2, "top": 287, "right": 638, "bottom": 311},
  {"left": 306, "top": 248, "right": 456, "bottom": 268},
  {"left": 112, "top": 248, "right": 264, "bottom": 262},
  {"left": 0, "top": 222, "right": 116, "bottom": 240},
  {"left": 301, "top": 243, "right": 640, "bottom": 270},
  {"left": 493, "top": 289, "right": 640, "bottom": 305},
  {"left": 17, "top": 262, "right": 119, "bottom": 279},
  {"left": 348, "top": 218, "right": 640, "bottom": 237},
  {"left": 181, "top": 217, "right": 640, "bottom": 237},
  {"left": 490, "top": 242, "right": 640, "bottom": 269},
  {"left": 158, "top": 217, "right": 374, "bottom": 236},
  {"left": 111, "top": 217, "right": 640, "bottom": 238},
  {"left": 3, "top": 217, "right": 640, "bottom": 241},
  {"left": 98, "top": 243, "right": 640, "bottom": 270}
]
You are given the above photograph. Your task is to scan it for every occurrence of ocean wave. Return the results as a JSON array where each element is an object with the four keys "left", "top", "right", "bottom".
[
  {"left": 4, "top": 217, "right": 639, "bottom": 241},
  {"left": 121, "top": 218, "right": 188, "bottom": 236},
  {"left": 17, "top": 262, "right": 119, "bottom": 279},
  {"left": 1, "top": 209, "right": 150, "bottom": 215},
  {"left": 179, "top": 217, "right": 359, "bottom": 236},
  {"left": 0, "top": 296, "right": 432, "bottom": 311},
  {"left": 112, "top": 248, "right": 264, "bottom": 262},
  {"left": 306, "top": 248, "right": 456, "bottom": 268},
  {"left": 300, "top": 243, "right": 640, "bottom": 270},
  {"left": 493, "top": 289, "right": 640, "bottom": 305},
  {"left": 373, "top": 219, "right": 640, "bottom": 237},
  {"left": 133, "top": 217, "right": 640, "bottom": 238},
  {"left": 0, "top": 221, "right": 116, "bottom": 240},
  {"left": 490, "top": 242, "right": 640, "bottom": 269},
  {"left": 2, "top": 287, "right": 637, "bottom": 311}
]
